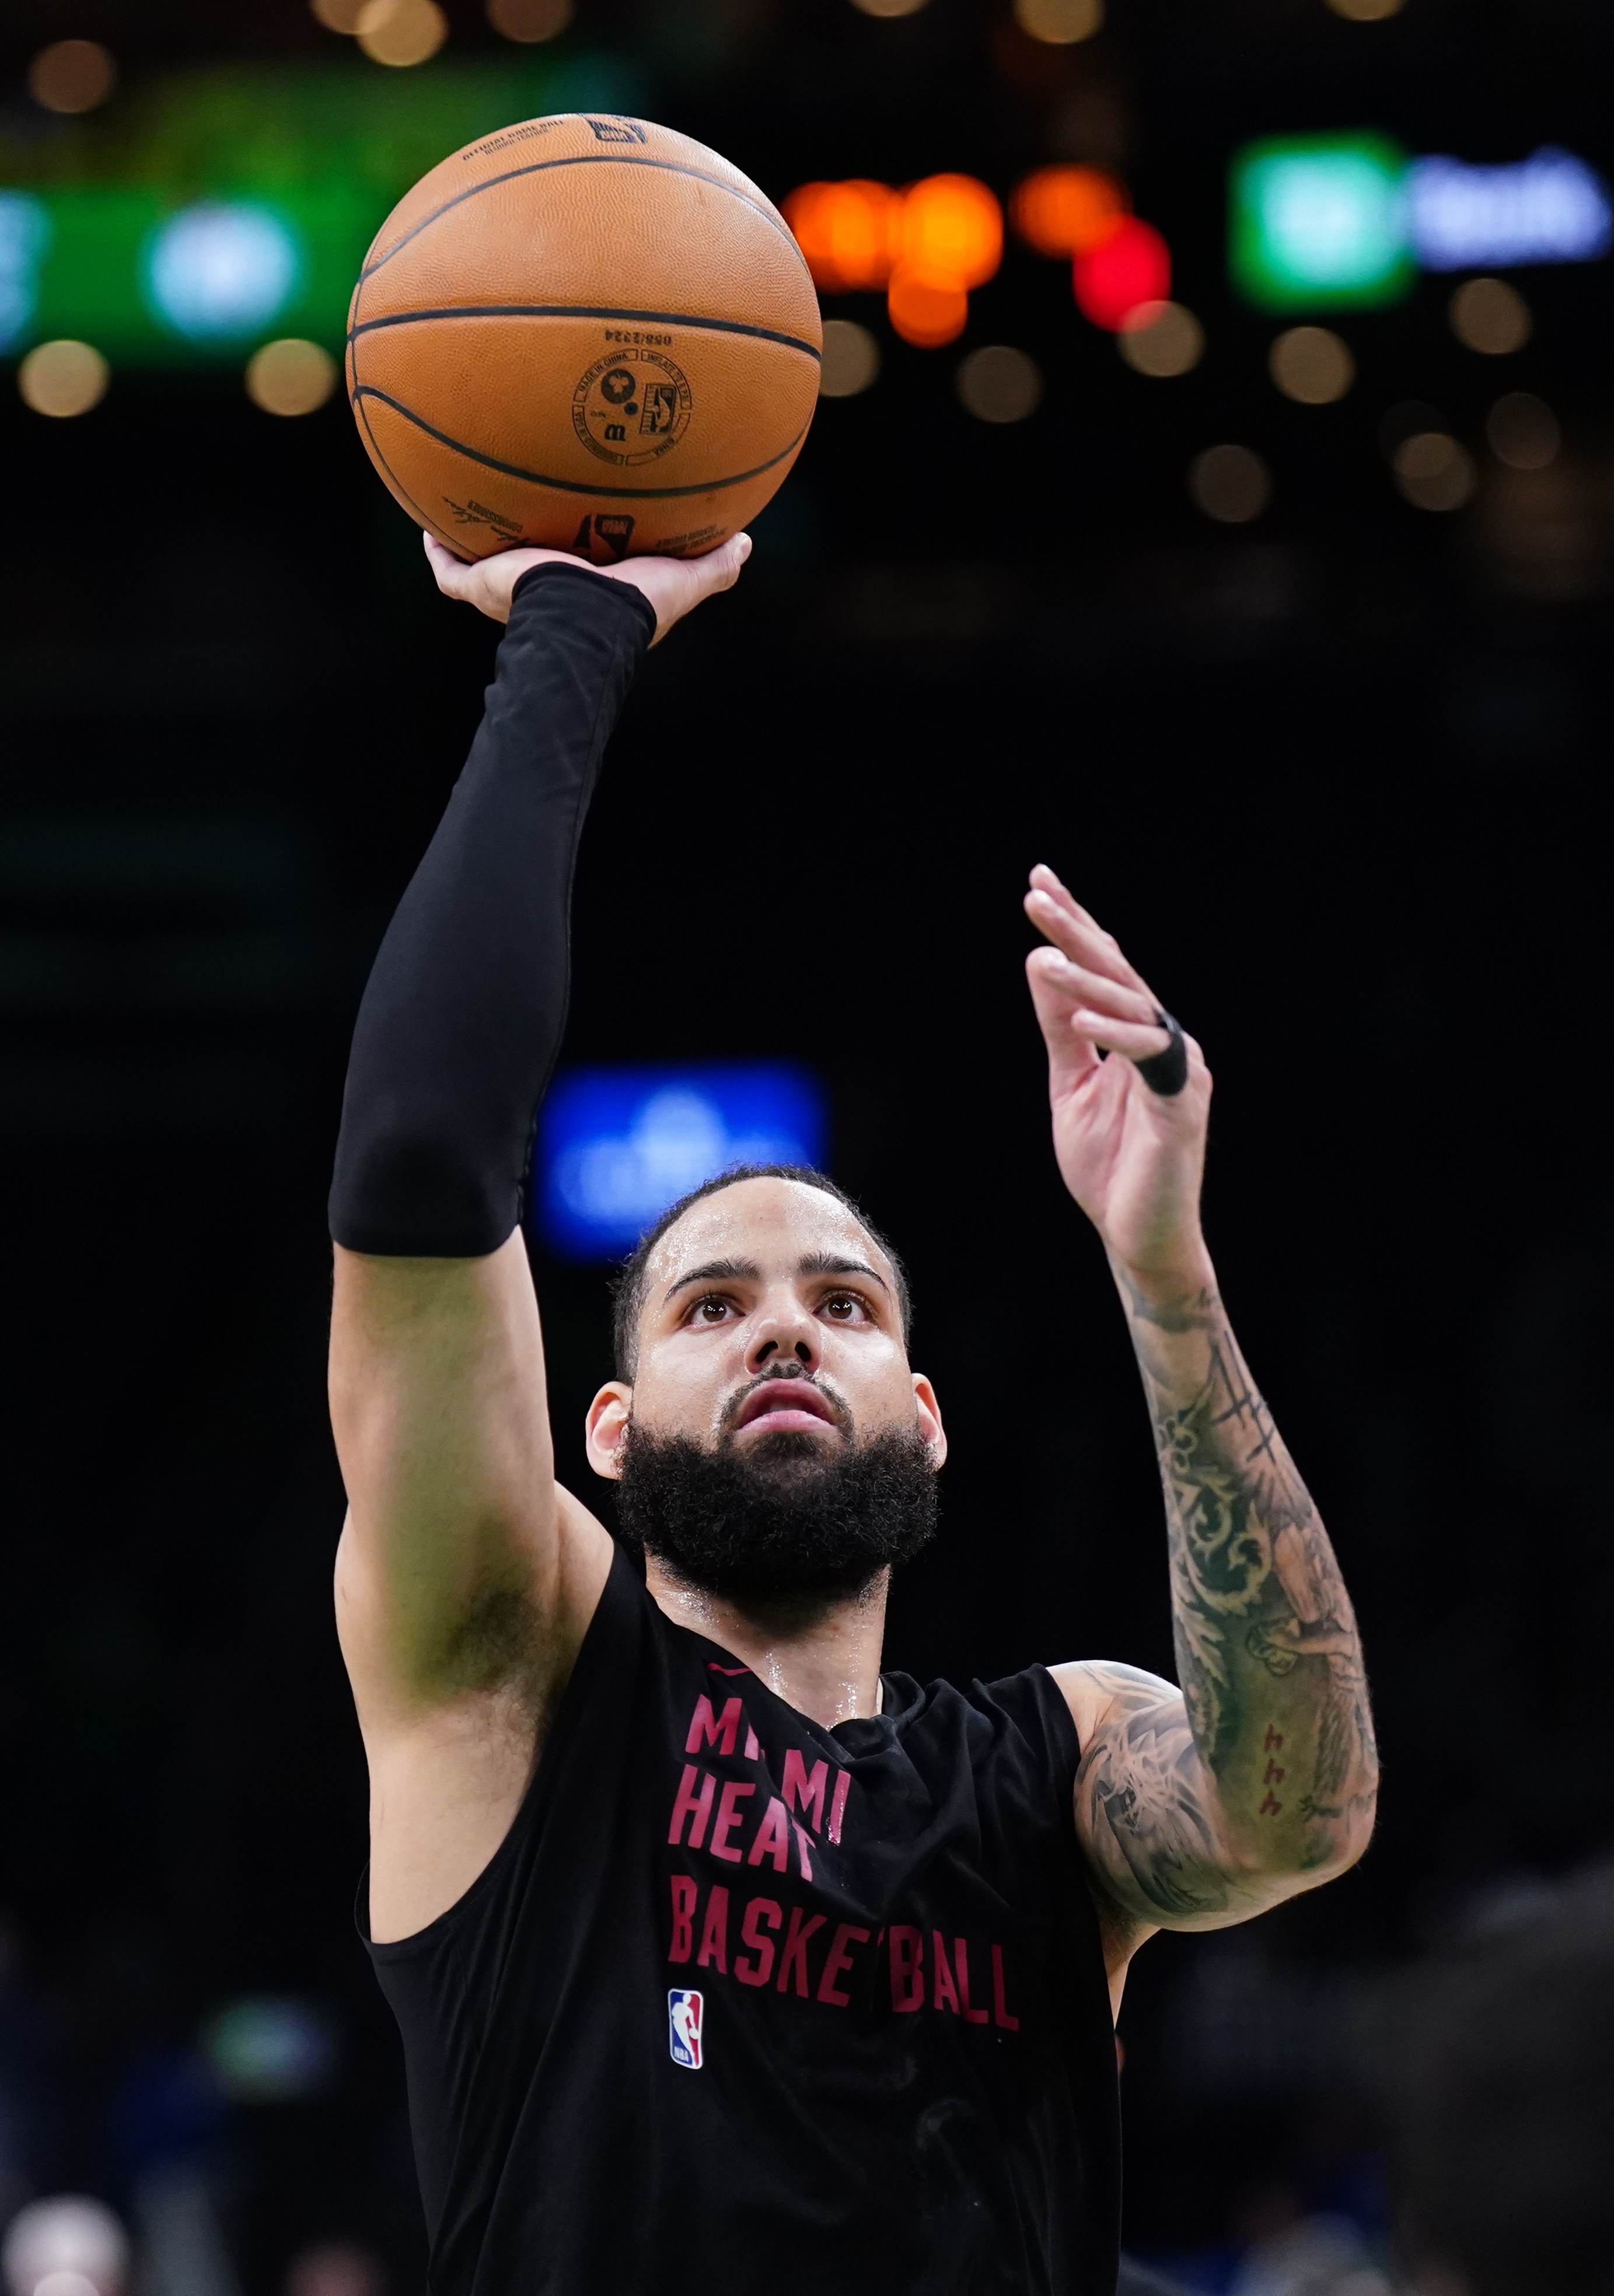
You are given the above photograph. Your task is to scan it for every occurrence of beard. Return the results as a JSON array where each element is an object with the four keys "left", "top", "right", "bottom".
[{"left": 614, "top": 1420, "right": 938, "bottom": 1610}]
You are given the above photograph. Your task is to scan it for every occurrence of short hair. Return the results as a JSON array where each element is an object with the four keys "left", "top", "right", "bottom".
[
  {"left": 1390, "top": 1862, "right": 1614, "bottom": 2296},
  {"left": 609, "top": 1163, "right": 911, "bottom": 1381}
]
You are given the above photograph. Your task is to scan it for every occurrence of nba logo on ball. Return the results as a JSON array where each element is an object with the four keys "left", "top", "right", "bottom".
[{"left": 668, "top": 1989, "right": 704, "bottom": 2069}]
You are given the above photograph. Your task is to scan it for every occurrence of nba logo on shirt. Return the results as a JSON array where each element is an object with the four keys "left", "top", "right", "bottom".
[{"left": 667, "top": 1988, "right": 704, "bottom": 2069}]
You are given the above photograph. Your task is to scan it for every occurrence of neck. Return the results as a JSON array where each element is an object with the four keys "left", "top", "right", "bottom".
[{"left": 645, "top": 1561, "right": 889, "bottom": 1728}]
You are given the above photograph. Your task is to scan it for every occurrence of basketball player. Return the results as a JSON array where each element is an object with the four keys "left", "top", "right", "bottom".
[{"left": 327, "top": 535, "right": 1378, "bottom": 2296}]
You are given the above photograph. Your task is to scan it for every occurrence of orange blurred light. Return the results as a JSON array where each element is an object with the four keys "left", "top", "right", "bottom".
[
  {"left": 893, "top": 174, "right": 1003, "bottom": 289},
  {"left": 888, "top": 272, "right": 969, "bottom": 347},
  {"left": 783, "top": 180, "right": 899, "bottom": 292},
  {"left": 1011, "top": 165, "right": 1127, "bottom": 258}
]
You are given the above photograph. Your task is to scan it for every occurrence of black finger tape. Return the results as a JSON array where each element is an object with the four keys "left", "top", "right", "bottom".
[{"left": 1133, "top": 1009, "right": 1189, "bottom": 1098}]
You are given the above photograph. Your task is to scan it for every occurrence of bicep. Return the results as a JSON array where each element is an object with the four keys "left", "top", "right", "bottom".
[
  {"left": 329, "top": 1233, "right": 610, "bottom": 1733},
  {"left": 1053, "top": 1661, "right": 1293, "bottom": 1937}
]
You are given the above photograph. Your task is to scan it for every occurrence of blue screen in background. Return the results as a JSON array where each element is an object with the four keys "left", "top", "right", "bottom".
[{"left": 537, "top": 1063, "right": 827, "bottom": 1261}]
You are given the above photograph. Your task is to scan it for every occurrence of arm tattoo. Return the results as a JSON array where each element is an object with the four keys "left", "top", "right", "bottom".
[{"left": 1076, "top": 1275, "right": 1378, "bottom": 1934}]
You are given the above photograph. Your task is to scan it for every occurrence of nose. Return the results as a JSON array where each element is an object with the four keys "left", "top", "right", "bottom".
[{"left": 746, "top": 1293, "right": 821, "bottom": 1378}]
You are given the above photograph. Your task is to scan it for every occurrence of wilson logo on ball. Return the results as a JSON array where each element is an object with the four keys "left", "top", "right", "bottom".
[{"left": 572, "top": 348, "right": 692, "bottom": 467}]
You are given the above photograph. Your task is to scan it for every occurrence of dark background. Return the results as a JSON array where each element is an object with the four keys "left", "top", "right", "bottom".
[{"left": 2, "top": 0, "right": 1610, "bottom": 2288}]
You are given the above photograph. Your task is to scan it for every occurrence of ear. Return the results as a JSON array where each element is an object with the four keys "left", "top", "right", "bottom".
[
  {"left": 911, "top": 1373, "right": 948, "bottom": 1471},
  {"left": 585, "top": 1381, "right": 634, "bottom": 1480}
]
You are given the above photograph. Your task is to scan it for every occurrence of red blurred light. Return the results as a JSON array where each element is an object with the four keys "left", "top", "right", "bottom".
[{"left": 1072, "top": 216, "right": 1171, "bottom": 330}]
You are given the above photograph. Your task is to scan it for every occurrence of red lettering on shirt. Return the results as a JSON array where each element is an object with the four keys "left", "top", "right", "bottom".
[
  {"left": 889, "top": 1924, "right": 924, "bottom": 2011},
  {"left": 775, "top": 1907, "right": 827, "bottom": 1997},
  {"left": 734, "top": 1897, "right": 781, "bottom": 1987},
  {"left": 744, "top": 1725, "right": 761, "bottom": 1760},
  {"left": 991, "top": 1944, "right": 1020, "bottom": 2031},
  {"left": 746, "top": 1796, "right": 790, "bottom": 1872},
  {"left": 668, "top": 1765, "right": 717, "bottom": 1850},
  {"left": 686, "top": 1696, "right": 742, "bottom": 1756},
  {"left": 953, "top": 1938, "right": 989, "bottom": 2024},
  {"left": 828, "top": 1768, "right": 851, "bottom": 1843},
  {"left": 932, "top": 1930, "right": 962, "bottom": 2015},
  {"left": 782, "top": 1749, "right": 827, "bottom": 1832},
  {"left": 708, "top": 1662, "right": 750, "bottom": 1676},
  {"left": 817, "top": 1922, "right": 869, "bottom": 2008},
  {"left": 668, "top": 1875, "right": 697, "bottom": 1963},
  {"left": 791, "top": 1821, "right": 815, "bottom": 1882},
  {"left": 711, "top": 1779, "right": 756, "bottom": 1863},
  {"left": 696, "top": 1884, "right": 730, "bottom": 1973}
]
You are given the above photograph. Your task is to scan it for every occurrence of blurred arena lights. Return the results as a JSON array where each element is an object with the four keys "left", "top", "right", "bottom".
[
  {"left": 887, "top": 274, "right": 967, "bottom": 347},
  {"left": 356, "top": 0, "right": 450, "bottom": 65},
  {"left": 1013, "top": 0, "right": 1103, "bottom": 43},
  {"left": 247, "top": 337, "right": 338, "bottom": 415},
  {"left": 1231, "top": 134, "right": 1413, "bottom": 310},
  {"left": 1393, "top": 431, "right": 1475, "bottom": 511},
  {"left": 818, "top": 318, "right": 881, "bottom": 396},
  {"left": 1325, "top": 0, "right": 1406, "bottom": 18},
  {"left": 309, "top": 0, "right": 368, "bottom": 27},
  {"left": 784, "top": 181, "right": 900, "bottom": 293},
  {"left": 1409, "top": 149, "right": 1612, "bottom": 270},
  {"left": 1189, "top": 443, "right": 1272, "bottom": 523},
  {"left": 203, "top": 1997, "right": 338, "bottom": 2102},
  {"left": 0, "top": 194, "right": 47, "bottom": 351},
  {"left": 1449, "top": 275, "right": 1532, "bottom": 354},
  {"left": 1010, "top": 166, "right": 1128, "bottom": 258},
  {"left": 18, "top": 339, "right": 108, "bottom": 418},
  {"left": 145, "top": 202, "right": 301, "bottom": 341},
  {"left": 955, "top": 345, "right": 1043, "bottom": 422},
  {"left": 1269, "top": 323, "right": 1355, "bottom": 403},
  {"left": 892, "top": 176, "right": 1002, "bottom": 291},
  {"left": 540, "top": 1065, "right": 827, "bottom": 1260},
  {"left": 1117, "top": 299, "right": 1204, "bottom": 376},
  {"left": 787, "top": 177, "right": 1000, "bottom": 343},
  {"left": 2, "top": 2197, "right": 128, "bottom": 2296},
  {"left": 487, "top": 0, "right": 575, "bottom": 37},
  {"left": 1073, "top": 216, "right": 1170, "bottom": 329},
  {"left": 27, "top": 40, "right": 117, "bottom": 114},
  {"left": 1487, "top": 390, "right": 1560, "bottom": 470},
  {"left": 848, "top": 0, "right": 931, "bottom": 18}
]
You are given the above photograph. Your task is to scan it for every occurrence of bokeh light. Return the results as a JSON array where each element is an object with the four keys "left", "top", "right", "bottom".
[
  {"left": 145, "top": 204, "right": 301, "bottom": 341},
  {"left": 887, "top": 273, "right": 967, "bottom": 347},
  {"left": 956, "top": 345, "right": 1042, "bottom": 422},
  {"left": 1449, "top": 275, "right": 1532, "bottom": 354},
  {"left": 892, "top": 176, "right": 1003, "bottom": 291},
  {"left": 1325, "top": 0, "right": 1406, "bottom": 18},
  {"left": 1010, "top": 166, "right": 1127, "bottom": 258},
  {"left": 1487, "top": 391, "right": 1560, "bottom": 470},
  {"left": 849, "top": 0, "right": 930, "bottom": 16},
  {"left": 309, "top": 0, "right": 369, "bottom": 27},
  {"left": 1118, "top": 299, "right": 1204, "bottom": 376},
  {"left": 18, "top": 340, "right": 109, "bottom": 418},
  {"left": 247, "top": 338, "right": 338, "bottom": 415},
  {"left": 27, "top": 40, "right": 117, "bottom": 114},
  {"left": 1393, "top": 431, "right": 1475, "bottom": 510},
  {"left": 1, "top": 2197, "right": 128, "bottom": 2296},
  {"left": 1073, "top": 216, "right": 1169, "bottom": 329},
  {"left": 784, "top": 181, "right": 900, "bottom": 293},
  {"left": 487, "top": 0, "right": 574, "bottom": 36},
  {"left": 1269, "top": 323, "right": 1355, "bottom": 403},
  {"left": 203, "top": 1997, "right": 337, "bottom": 2102},
  {"left": 1189, "top": 444, "right": 1271, "bottom": 523},
  {"left": 356, "top": 0, "right": 449, "bottom": 65},
  {"left": 1013, "top": 0, "right": 1103, "bottom": 43},
  {"left": 818, "top": 319, "right": 881, "bottom": 397}
]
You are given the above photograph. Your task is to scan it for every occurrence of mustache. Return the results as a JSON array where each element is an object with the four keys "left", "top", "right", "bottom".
[{"left": 717, "top": 1369, "right": 855, "bottom": 1444}]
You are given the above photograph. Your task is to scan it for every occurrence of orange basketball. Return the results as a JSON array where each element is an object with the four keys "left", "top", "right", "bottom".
[{"left": 346, "top": 113, "right": 823, "bottom": 565}]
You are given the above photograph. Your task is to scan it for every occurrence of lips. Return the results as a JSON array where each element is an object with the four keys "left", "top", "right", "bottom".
[{"left": 733, "top": 1379, "right": 839, "bottom": 1435}]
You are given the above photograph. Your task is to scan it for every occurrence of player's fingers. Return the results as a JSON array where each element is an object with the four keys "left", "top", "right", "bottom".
[
  {"left": 1025, "top": 945, "right": 1156, "bottom": 1028},
  {"left": 693, "top": 532, "right": 752, "bottom": 595},
  {"left": 1025, "top": 952, "right": 1102, "bottom": 1085},
  {"left": 423, "top": 532, "right": 474, "bottom": 597},
  {"left": 1072, "top": 1009, "right": 1180, "bottom": 1062},
  {"left": 1024, "top": 887, "right": 1149, "bottom": 996}
]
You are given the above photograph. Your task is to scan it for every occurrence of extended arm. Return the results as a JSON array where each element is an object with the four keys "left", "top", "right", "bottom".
[
  {"left": 1025, "top": 868, "right": 1378, "bottom": 1955},
  {"left": 329, "top": 534, "right": 747, "bottom": 1939}
]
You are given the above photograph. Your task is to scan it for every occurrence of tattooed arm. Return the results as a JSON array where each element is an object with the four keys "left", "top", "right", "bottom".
[{"left": 1022, "top": 866, "right": 1378, "bottom": 1965}]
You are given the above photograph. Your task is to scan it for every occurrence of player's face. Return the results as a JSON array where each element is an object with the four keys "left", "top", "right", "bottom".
[{"left": 585, "top": 1177, "right": 945, "bottom": 1476}]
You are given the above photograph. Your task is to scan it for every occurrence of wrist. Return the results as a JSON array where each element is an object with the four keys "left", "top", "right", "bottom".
[{"left": 1106, "top": 1241, "right": 1218, "bottom": 1312}]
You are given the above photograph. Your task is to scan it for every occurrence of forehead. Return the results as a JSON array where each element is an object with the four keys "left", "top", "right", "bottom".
[{"left": 642, "top": 1178, "right": 891, "bottom": 1298}]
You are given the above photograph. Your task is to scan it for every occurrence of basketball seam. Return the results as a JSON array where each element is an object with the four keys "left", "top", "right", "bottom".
[
  {"left": 360, "top": 152, "right": 813, "bottom": 286},
  {"left": 348, "top": 305, "right": 820, "bottom": 360},
  {"left": 351, "top": 385, "right": 809, "bottom": 499}
]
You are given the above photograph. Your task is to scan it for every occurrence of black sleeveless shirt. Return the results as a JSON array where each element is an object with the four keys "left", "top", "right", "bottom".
[{"left": 365, "top": 1547, "right": 1121, "bottom": 2296}]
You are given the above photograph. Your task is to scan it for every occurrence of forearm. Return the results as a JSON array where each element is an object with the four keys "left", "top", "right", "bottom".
[
  {"left": 1118, "top": 1253, "right": 1378, "bottom": 1881},
  {"left": 329, "top": 561, "right": 654, "bottom": 1256}
]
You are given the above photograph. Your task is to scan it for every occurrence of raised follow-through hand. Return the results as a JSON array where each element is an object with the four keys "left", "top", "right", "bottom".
[
  {"left": 423, "top": 530, "right": 752, "bottom": 643},
  {"left": 1023, "top": 863, "right": 1212, "bottom": 1287}
]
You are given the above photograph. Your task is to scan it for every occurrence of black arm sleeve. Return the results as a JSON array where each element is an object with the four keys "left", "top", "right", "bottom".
[{"left": 329, "top": 561, "right": 656, "bottom": 1258}]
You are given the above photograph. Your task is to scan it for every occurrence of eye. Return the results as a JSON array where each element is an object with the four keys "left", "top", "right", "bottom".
[
  {"left": 821, "top": 1290, "right": 871, "bottom": 1323},
  {"left": 686, "top": 1294, "right": 734, "bottom": 1326}
]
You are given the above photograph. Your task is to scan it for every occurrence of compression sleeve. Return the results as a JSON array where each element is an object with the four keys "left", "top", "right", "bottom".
[{"left": 328, "top": 561, "right": 656, "bottom": 1258}]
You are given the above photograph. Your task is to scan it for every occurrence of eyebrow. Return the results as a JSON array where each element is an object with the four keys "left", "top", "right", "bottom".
[{"left": 662, "top": 1252, "right": 889, "bottom": 1305}]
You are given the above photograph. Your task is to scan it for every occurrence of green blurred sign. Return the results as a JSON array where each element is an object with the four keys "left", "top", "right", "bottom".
[{"left": 1231, "top": 133, "right": 1414, "bottom": 312}]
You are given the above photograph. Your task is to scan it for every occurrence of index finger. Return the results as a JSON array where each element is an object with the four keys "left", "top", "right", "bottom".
[{"left": 1025, "top": 871, "right": 1148, "bottom": 997}]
